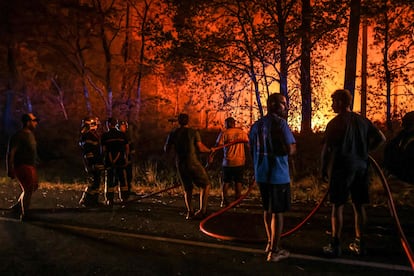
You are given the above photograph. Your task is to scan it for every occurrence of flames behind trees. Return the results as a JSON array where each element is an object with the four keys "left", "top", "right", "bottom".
[{"left": 0, "top": 0, "right": 413, "bottom": 154}]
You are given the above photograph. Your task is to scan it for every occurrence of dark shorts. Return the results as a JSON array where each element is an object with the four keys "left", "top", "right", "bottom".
[
  {"left": 222, "top": 166, "right": 244, "bottom": 184},
  {"left": 178, "top": 161, "right": 210, "bottom": 191},
  {"left": 258, "top": 182, "right": 291, "bottom": 213},
  {"left": 329, "top": 166, "right": 370, "bottom": 205}
]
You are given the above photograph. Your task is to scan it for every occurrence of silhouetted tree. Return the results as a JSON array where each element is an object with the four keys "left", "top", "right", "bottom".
[
  {"left": 369, "top": 0, "right": 414, "bottom": 131},
  {"left": 344, "top": 0, "right": 361, "bottom": 107}
]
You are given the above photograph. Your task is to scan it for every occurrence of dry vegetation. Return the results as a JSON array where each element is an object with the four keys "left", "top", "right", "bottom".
[
  {"left": 2, "top": 160, "right": 413, "bottom": 208},
  {"left": 1, "top": 131, "right": 413, "bottom": 207}
]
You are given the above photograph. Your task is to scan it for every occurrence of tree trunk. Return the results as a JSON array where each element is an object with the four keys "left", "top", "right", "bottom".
[
  {"left": 51, "top": 78, "right": 69, "bottom": 120},
  {"left": 252, "top": 73, "right": 264, "bottom": 118},
  {"left": 135, "top": 0, "right": 151, "bottom": 123},
  {"left": 383, "top": 0, "right": 392, "bottom": 131},
  {"left": 82, "top": 77, "right": 92, "bottom": 116},
  {"left": 3, "top": 43, "right": 18, "bottom": 136},
  {"left": 300, "top": 0, "right": 312, "bottom": 134},
  {"left": 360, "top": 18, "right": 367, "bottom": 118},
  {"left": 277, "top": 0, "right": 289, "bottom": 101},
  {"left": 344, "top": 0, "right": 361, "bottom": 110}
]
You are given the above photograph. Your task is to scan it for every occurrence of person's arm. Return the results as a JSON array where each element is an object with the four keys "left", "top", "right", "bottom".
[
  {"left": 369, "top": 127, "right": 386, "bottom": 152},
  {"left": 215, "top": 131, "right": 224, "bottom": 147},
  {"left": 288, "top": 143, "right": 296, "bottom": 156},
  {"left": 197, "top": 141, "right": 213, "bottom": 153},
  {"left": 164, "top": 133, "right": 173, "bottom": 153},
  {"left": 6, "top": 143, "right": 16, "bottom": 179},
  {"left": 321, "top": 143, "right": 333, "bottom": 182}
]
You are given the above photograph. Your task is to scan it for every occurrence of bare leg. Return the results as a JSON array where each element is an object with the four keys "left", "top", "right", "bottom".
[
  {"left": 18, "top": 182, "right": 34, "bottom": 217},
  {"left": 331, "top": 204, "right": 344, "bottom": 240},
  {"left": 352, "top": 203, "right": 366, "bottom": 239},
  {"left": 263, "top": 210, "right": 271, "bottom": 248},
  {"left": 235, "top": 182, "right": 242, "bottom": 199},
  {"left": 264, "top": 212, "right": 284, "bottom": 253},
  {"left": 221, "top": 182, "right": 230, "bottom": 205},
  {"left": 184, "top": 188, "right": 193, "bottom": 214},
  {"left": 199, "top": 183, "right": 210, "bottom": 214},
  {"left": 273, "top": 213, "right": 284, "bottom": 251}
]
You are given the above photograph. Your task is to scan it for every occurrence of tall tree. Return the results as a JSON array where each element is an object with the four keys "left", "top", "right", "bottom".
[
  {"left": 300, "top": 0, "right": 312, "bottom": 133},
  {"left": 168, "top": 0, "right": 267, "bottom": 117},
  {"left": 370, "top": 0, "right": 414, "bottom": 131},
  {"left": 344, "top": 0, "right": 361, "bottom": 108}
]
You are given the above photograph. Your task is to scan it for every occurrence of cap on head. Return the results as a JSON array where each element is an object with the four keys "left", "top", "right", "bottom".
[
  {"left": 178, "top": 113, "right": 189, "bottom": 126},
  {"left": 21, "top": 113, "right": 39, "bottom": 124}
]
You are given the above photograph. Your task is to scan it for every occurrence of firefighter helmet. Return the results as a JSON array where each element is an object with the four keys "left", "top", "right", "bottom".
[{"left": 81, "top": 116, "right": 100, "bottom": 134}]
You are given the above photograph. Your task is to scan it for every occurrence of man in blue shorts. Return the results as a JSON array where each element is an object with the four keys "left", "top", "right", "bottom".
[
  {"left": 249, "top": 93, "right": 296, "bottom": 262},
  {"left": 321, "top": 89, "right": 385, "bottom": 257}
]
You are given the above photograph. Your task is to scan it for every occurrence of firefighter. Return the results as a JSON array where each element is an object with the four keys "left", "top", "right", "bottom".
[
  {"left": 117, "top": 120, "right": 135, "bottom": 200},
  {"left": 101, "top": 118, "right": 129, "bottom": 205},
  {"left": 79, "top": 116, "right": 105, "bottom": 207}
]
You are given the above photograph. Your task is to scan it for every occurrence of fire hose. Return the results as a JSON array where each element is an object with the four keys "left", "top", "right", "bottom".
[
  {"left": 369, "top": 155, "right": 414, "bottom": 270},
  {"left": 199, "top": 153, "right": 414, "bottom": 270}
]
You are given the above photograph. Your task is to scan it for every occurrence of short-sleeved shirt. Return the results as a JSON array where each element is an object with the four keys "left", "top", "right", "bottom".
[
  {"left": 8, "top": 129, "right": 37, "bottom": 167},
  {"left": 101, "top": 128, "right": 128, "bottom": 167},
  {"left": 165, "top": 126, "right": 210, "bottom": 188},
  {"left": 216, "top": 127, "right": 248, "bottom": 167},
  {"left": 165, "top": 127, "right": 202, "bottom": 164},
  {"left": 249, "top": 114, "right": 296, "bottom": 184},
  {"left": 324, "top": 112, "right": 380, "bottom": 170}
]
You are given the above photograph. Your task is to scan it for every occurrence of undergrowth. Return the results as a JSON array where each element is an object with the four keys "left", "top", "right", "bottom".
[{"left": 1, "top": 159, "right": 413, "bottom": 207}]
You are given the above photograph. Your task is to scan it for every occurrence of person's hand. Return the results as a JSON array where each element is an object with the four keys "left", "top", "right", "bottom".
[{"left": 207, "top": 154, "right": 214, "bottom": 165}]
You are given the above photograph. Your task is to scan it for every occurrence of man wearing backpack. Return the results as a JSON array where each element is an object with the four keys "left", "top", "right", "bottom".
[{"left": 321, "top": 89, "right": 385, "bottom": 257}]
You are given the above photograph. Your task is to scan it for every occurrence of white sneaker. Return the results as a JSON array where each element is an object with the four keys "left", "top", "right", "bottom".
[{"left": 267, "top": 249, "right": 290, "bottom": 262}]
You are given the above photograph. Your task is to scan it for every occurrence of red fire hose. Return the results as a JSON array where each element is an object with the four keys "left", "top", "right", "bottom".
[
  {"left": 199, "top": 155, "right": 414, "bottom": 271},
  {"left": 369, "top": 155, "right": 414, "bottom": 270}
]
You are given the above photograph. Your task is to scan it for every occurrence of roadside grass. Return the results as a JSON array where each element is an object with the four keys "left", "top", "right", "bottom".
[{"left": 1, "top": 160, "right": 413, "bottom": 207}]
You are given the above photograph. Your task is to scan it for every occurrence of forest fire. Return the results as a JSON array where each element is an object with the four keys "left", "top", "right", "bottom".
[{"left": 0, "top": 0, "right": 413, "bottom": 151}]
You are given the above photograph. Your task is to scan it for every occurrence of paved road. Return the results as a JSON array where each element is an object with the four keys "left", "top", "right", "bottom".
[{"left": 0, "top": 187, "right": 413, "bottom": 275}]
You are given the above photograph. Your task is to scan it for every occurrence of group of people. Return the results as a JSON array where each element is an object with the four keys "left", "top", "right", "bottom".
[
  {"left": 163, "top": 93, "right": 296, "bottom": 262},
  {"left": 78, "top": 117, "right": 134, "bottom": 207},
  {"left": 164, "top": 90, "right": 386, "bottom": 263},
  {"left": 8, "top": 88, "right": 414, "bottom": 264}
]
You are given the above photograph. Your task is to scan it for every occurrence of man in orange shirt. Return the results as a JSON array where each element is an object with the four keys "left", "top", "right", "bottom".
[{"left": 215, "top": 117, "right": 249, "bottom": 207}]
